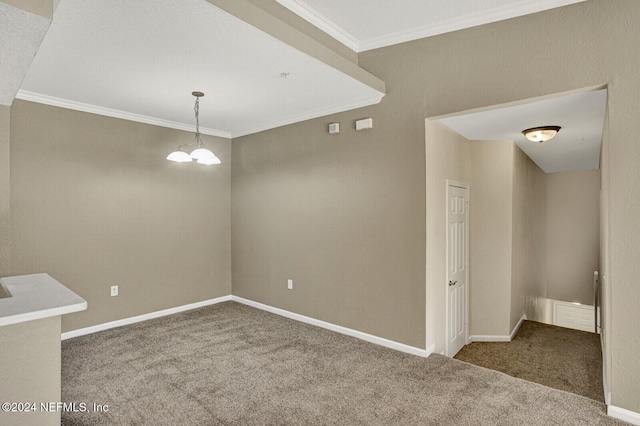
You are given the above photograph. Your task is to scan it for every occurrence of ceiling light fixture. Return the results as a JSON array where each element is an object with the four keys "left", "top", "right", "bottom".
[
  {"left": 167, "top": 91, "right": 221, "bottom": 165},
  {"left": 522, "top": 126, "right": 561, "bottom": 143}
]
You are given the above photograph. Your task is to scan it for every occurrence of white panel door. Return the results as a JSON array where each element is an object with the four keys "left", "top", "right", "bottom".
[{"left": 446, "top": 183, "right": 468, "bottom": 357}]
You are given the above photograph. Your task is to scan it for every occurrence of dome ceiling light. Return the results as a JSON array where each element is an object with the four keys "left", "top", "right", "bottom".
[{"left": 522, "top": 126, "right": 561, "bottom": 143}]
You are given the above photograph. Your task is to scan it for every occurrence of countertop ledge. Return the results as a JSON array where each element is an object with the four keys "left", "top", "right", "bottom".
[{"left": 0, "top": 273, "right": 87, "bottom": 327}]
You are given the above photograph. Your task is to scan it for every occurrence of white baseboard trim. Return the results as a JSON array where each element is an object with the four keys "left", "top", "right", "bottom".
[
  {"left": 600, "top": 331, "right": 611, "bottom": 406},
  {"left": 61, "top": 295, "right": 232, "bottom": 340},
  {"left": 61, "top": 295, "right": 434, "bottom": 358},
  {"left": 469, "top": 335, "right": 511, "bottom": 342},
  {"left": 469, "top": 314, "right": 527, "bottom": 343},
  {"left": 608, "top": 405, "right": 640, "bottom": 425},
  {"left": 232, "top": 296, "right": 434, "bottom": 358},
  {"left": 510, "top": 314, "right": 527, "bottom": 340}
]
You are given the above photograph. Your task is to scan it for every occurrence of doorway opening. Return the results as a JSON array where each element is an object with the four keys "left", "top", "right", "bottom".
[{"left": 426, "top": 84, "right": 609, "bottom": 402}]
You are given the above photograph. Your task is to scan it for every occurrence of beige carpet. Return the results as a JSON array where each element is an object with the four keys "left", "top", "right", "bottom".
[
  {"left": 61, "top": 302, "right": 626, "bottom": 425},
  {"left": 455, "top": 320, "right": 603, "bottom": 402}
]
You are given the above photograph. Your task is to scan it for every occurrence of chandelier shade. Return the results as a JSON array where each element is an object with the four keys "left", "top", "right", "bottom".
[{"left": 166, "top": 150, "right": 193, "bottom": 162}]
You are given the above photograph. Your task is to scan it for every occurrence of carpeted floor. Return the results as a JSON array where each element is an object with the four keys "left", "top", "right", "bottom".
[
  {"left": 455, "top": 320, "right": 603, "bottom": 402},
  {"left": 61, "top": 302, "right": 626, "bottom": 425}
]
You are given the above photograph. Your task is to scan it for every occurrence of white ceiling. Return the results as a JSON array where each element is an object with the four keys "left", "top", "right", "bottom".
[
  {"left": 17, "top": 0, "right": 384, "bottom": 138},
  {"left": 12, "top": 0, "right": 595, "bottom": 143},
  {"left": 0, "top": 3, "right": 50, "bottom": 105},
  {"left": 276, "top": 0, "right": 587, "bottom": 52},
  {"left": 437, "top": 89, "right": 607, "bottom": 173}
]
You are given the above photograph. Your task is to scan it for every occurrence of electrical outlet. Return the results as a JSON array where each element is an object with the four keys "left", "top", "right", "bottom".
[
  {"left": 110, "top": 285, "right": 118, "bottom": 297},
  {"left": 287, "top": 279, "right": 293, "bottom": 290}
]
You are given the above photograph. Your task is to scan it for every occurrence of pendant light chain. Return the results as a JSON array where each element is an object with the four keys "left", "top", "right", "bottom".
[{"left": 194, "top": 95, "right": 200, "bottom": 138}]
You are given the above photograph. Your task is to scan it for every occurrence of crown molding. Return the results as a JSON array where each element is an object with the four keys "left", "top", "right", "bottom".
[
  {"left": 275, "top": 0, "right": 360, "bottom": 52},
  {"left": 277, "top": 0, "right": 586, "bottom": 53},
  {"left": 16, "top": 90, "right": 383, "bottom": 139},
  {"left": 15, "top": 90, "right": 233, "bottom": 139},
  {"left": 360, "top": 0, "right": 586, "bottom": 51}
]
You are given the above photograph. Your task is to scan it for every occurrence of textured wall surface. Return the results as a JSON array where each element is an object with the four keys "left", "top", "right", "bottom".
[
  {"left": 511, "top": 145, "right": 547, "bottom": 332},
  {"left": 232, "top": 102, "right": 426, "bottom": 348},
  {"left": 0, "top": 106, "right": 9, "bottom": 277},
  {"left": 545, "top": 169, "right": 600, "bottom": 304},
  {"left": 360, "top": 0, "right": 640, "bottom": 412},
  {"left": 233, "top": 0, "right": 640, "bottom": 411},
  {"left": 0, "top": 317, "right": 61, "bottom": 426},
  {"left": 3, "top": 0, "right": 639, "bottom": 414},
  {"left": 425, "top": 120, "right": 470, "bottom": 352},
  {"left": 600, "top": 107, "right": 611, "bottom": 401},
  {"left": 469, "top": 140, "right": 513, "bottom": 337},
  {"left": 10, "top": 101, "right": 232, "bottom": 331}
]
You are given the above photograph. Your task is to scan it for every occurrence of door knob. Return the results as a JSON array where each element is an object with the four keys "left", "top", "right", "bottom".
[{"left": 449, "top": 280, "right": 457, "bottom": 286}]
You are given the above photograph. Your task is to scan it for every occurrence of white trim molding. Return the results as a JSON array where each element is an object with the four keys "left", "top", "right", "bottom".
[
  {"left": 469, "top": 335, "right": 511, "bottom": 343},
  {"left": 61, "top": 296, "right": 232, "bottom": 340},
  {"left": 358, "top": 0, "right": 587, "bottom": 52},
  {"left": 274, "top": 0, "right": 360, "bottom": 52},
  {"left": 16, "top": 90, "right": 383, "bottom": 139},
  {"left": 276, "top": 0, "right": 587, "bottom": 53},
  {"left": 232, "top": 296, "right": 434, "bottom": 358},
  {"left": 61, "top": 295, "right": 435, "bottom": 358},
  {"left": 469, "top": 314, "right": 526, "bottom": 343},
  {"left": 230, "top": 94, "right": 383, "bottom": 138},
  {"left": 601, "top": 331, "right": 610, "bottom": 406},
  {"left": 16, "top": 90, "right": 232, "bottom": 139},
  {"left": 608, "top": 405, "right": 640, "bottom": 425},
  {"left": 510, "top": 314, "right": 527, "bottom": 340}
]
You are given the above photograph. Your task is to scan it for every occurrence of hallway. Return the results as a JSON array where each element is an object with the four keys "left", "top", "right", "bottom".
[{"left": 455, "top": 321, "right": 603, "bottom": 402}]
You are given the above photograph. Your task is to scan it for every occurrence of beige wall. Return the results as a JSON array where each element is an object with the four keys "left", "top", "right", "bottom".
[
  {"left": 545, "top": 169, "right": 600, "bottom": 304},
  {"left": 0, "top": 317, "right": 61, "bottom": 426},
  {"left": 3, "top": 0, "right": 638, "bottom": 413},
  {"left": 232, "top": 102, "right": 426, "bottom": 348},
  {"left": 1, "top": 0, "right": 53, "bottom": 19},
  {"left": 9, "top": 101, "right": 232, "bottom": 332},
  {"left": 234, "top": 0, "right": 640, "bottom": 411},
  {"left": 467, "top": 141, "right": 547, "bottom": 338},
  {"left": 600, "top": 106, "right": 611, "bottom": 401},
  {"left": 359, "top": 0, "right": 639, "bottom": 411},
  {"left": 519, "top": 167, "right": 599, "bottom": 322},
  {"left": 0, "top": 106, "right": 9, "bottom": 277},
  {"left": 512, "top": 145, "right": 546, "bottom": 332},
  {"left": 469, "top": 140, "right": 513, "bottom": 337},
  {"left": 425, "top": 120, "right": 470, "bottom": 352}
]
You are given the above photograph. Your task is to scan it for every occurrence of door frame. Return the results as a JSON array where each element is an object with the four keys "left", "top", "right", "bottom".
[{"left": 445, "top": 180, "right": 470, "bottom": 357}]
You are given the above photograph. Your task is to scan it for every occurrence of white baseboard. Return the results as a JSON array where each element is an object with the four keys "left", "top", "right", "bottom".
[
  {"left": 608, "top": 405, "right": 640, "bottom": 425},
  {"left": 600, "top": 331, "right": 611, "bottom": 406},
  {"left": 61, "top": 295, "right": 232, "bottom": 340},
  {"left": 469, "top": 335, "right": 511, "bottom": 342},
  {"left": 60, "top": 295, "right": 434, "bottom": 358},
  {"left": 510, "top": 314, "right": 527, "bottom": 340},
  {"left": 469, "top": 314, "right": 526, "bottom": 343},
  {"left": 231, "top": 296, "right": 434, "bottom": 358}
]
